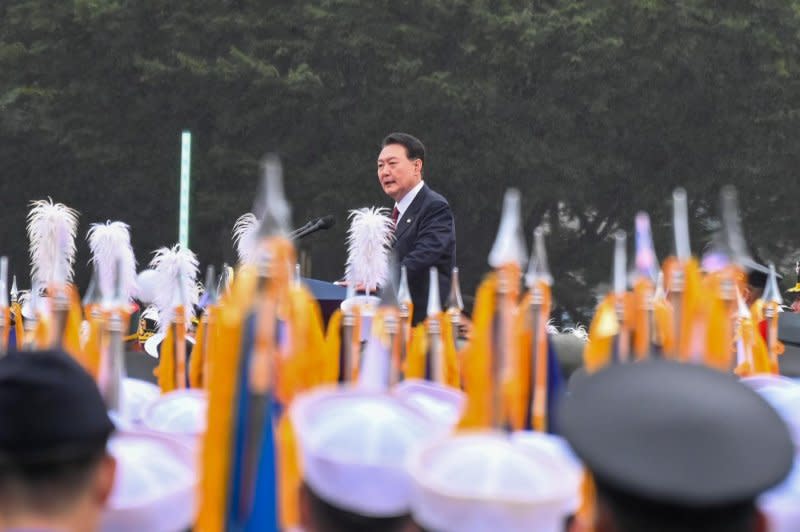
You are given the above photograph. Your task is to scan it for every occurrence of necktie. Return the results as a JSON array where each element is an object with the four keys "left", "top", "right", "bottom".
[{"left": 391, "top": 206, "right": 400, "bottom": 228}]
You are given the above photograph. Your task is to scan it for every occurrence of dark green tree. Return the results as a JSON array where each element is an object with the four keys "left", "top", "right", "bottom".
[{"left": 2, "top": 0, "right": 800, "bottom": 321}]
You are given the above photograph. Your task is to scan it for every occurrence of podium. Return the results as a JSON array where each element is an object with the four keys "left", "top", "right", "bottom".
[{"left": 300, "top": 277, "right": 347, "bottom": 326}]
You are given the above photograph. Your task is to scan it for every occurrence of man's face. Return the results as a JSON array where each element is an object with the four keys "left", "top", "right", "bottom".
[{"left": 377, "top": 143, "right": 422, "bottom": 201}]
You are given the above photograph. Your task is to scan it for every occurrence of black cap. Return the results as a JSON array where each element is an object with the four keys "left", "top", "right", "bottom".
[
  {"left": 559, "top": 360, "right": 793, "bottom": 507},
  {"left": 0, "top": 349, "right": 114, "bottom": 466}
]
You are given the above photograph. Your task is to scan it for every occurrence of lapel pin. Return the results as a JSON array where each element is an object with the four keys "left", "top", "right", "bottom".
[{"left": 406, "top": 218, "right": 412, "bottom": 223}]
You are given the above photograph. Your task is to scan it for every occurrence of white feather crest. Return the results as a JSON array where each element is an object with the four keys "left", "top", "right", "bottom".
[
  {"left": 563, "top": 325, "right": 589, "bottom": 342},
  {"left": 149, "top": 244, "right": 199, "bottom": 330},
  {"left": 135, "top": 269, "right": 158, "bottom": 304},
  {"left": 546, "top": 319, "right": 589, "bottom": 342},
  {"left": 233, "top": 213, "right": 260, "bottom": 266},
  {"left": 87, "top": 221, "right": 138, "bottom": 301},
  {"left": 345, "top": 207, "right": 393, "bottom": 291},
  {"left": 27, "top": 198, "right": 80, "bottom": 288}
]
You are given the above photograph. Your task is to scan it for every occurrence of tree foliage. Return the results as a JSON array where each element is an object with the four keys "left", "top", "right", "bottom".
[{"left": 2, "top": 0, "right": 800, "bottom": 321}]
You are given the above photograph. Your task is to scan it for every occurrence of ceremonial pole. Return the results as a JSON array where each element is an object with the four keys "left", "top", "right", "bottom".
[
  {"left": 0, "top": 257, "right": 7, "bottom": 354},
  {"left": 613, "top": 231, "right": 629, "bottom": 362},
  {"left": 179, "top": 131, "right": 192, "bottom": 249}
]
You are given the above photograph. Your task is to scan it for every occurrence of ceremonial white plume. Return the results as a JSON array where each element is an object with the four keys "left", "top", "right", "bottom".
[
  {"left": 233, "top": 212, "right": 260, "bottom": 266},
  {"left": 547, "top": 319, "right": 589, "bottom": 341},
  {"left": 135, "top": 269, "right": 158, "bottom": 304},
  {"left": 345, "top": 207, "right": 393, "bottom": 292},
  {"left": 149, "top": 244, "right": 199, "bottom": 330},
  {"left": 563, "top": 325, "right": 589, "bottom": 342},
  {"left": 27, "top": 198, "right": 79, "bottom": 288},
  {"left": 87, "top": 221, "right": 138, "bottom": 302}
]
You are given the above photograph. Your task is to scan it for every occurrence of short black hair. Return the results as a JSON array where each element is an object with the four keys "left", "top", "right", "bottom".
[
  {"left": 382, "top": 132, "right": 426, "bottom": 167},
  {"left": 302, "top": 482, "right": 411, "bottom": 532},
  {"left": 0, "top": 349, "right": 114, "bottom": 516},
  {"left": 597, "top": 479, "right": 759, "bottom": 532},
  {"left": 0, "top": 444, "right": 110, "bottom": 516}
]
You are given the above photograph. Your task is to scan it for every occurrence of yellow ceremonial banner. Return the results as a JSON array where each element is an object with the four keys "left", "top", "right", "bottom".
[
  {"left": 275, "top": 283, "right": 328, "bottom": 531},
  {"left": 62, "top": 285, "right": 84, "bottom": 366},
  {"left": 532, "top": 282, "right": 552, "bottom": 433},
  {"left": 402, "top": 301, "right": 414, "bottom": 345},
  {"left": 704, "top": 295, "right": 732, "bottom": 371},
  {"left": 174, "top": 307, "right": 187, "bottom": 391},
  {"left": 189, "top": 312, "right": 208, "bottom": 389},
  {"left": 751, "top": 331, "right": 773, "bottom": 375},
  {"left": 33, "top": 312, "right": 51, "bottom": 350},
  {"left": 653, "top": 297, "right": 674, "bottom": 356},
  {"left": 764, "top": 301, "right": 784, "bottom": 372},
  {"left": 676, "top": 259, "right": 702, "bottom": 362},
  {"left": 0, "top": 304, "right": 9, "bottom": 352},
  {"left": 697, "top": 273, "right": 734, "bottom": 371},
  {"left": 277, "top": 284, "right": 328, "bottom": 403},
  {"left": 632, "top": 278, "right": 653, "bottom": 360},
  {"left": 11, "top": 302, "right": 23, "bottom": 350},
  {"left": 750, "top": 299, "right": 766, "bottom": 323},
  {"left": 510, "top": 281, "right": 552, "bottom": 433},
  {"left": 262, "top": 241, "right": 313, "bottom": 531},
  {"left": 195, "top": 293, "right": 247, "bottom": 532},
  {"left": 327, "top": 302, "right": 362, "bottom": 383},
  {"left": 324, "top": 310, "right": 343, "bottom": 383},
  {"left": 84, "top": 311, "right": 104, "bottom": 380},
  {"left": 583, "top": 294, "right": 617, "bottom": 373},
  {"left": 734, "top": 315, "right": 774, "bottom": 377},
  {"left": 459, "top": 273, "right": 496, "bottom": 429},
  {"left": 349, "top": 306, "right": 362, "bottom": 382},
  {"left": 403, "top": 317, "right": 460, "bottom": 387},
  {"left": 511, "top": 294, "right": 532, "bottom": 432},
  {"left": 439, "top": 316, "right": 461, "bottom": 389},
  {"left": 155, "top": 325, "right": 176, "bottom": 393},
  {"left": 404, "top": 323, "right": 427, "bottom": 381},
  {"left": 277, "top": 414, "right": 301, "bottom": 529}
]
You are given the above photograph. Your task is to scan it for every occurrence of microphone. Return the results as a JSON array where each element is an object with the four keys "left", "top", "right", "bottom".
[
  {"left": 289, "top": 217, "right": 316, "bottom": 238},
  {"left": 292, "top": 215, "right": 335, "bottom": 240}
]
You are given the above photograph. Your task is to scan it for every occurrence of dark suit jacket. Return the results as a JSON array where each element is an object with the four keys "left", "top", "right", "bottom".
[{"left": 392, "top": 184, "right": 456, "bottom": 325}]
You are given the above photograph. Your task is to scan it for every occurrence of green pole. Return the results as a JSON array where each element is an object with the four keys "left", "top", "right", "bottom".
[{"left": 179, "top": 131, "right": 191, "bottom": 249}]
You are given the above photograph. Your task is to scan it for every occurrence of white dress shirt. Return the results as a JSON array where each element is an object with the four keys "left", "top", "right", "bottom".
[{"left": 395, "top": 180, "right": 425, "bottom": 220}]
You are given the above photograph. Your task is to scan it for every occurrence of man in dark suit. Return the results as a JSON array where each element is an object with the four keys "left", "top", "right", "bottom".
[{"left": 377, "top": 132, "right": 456, "bottom": 325}]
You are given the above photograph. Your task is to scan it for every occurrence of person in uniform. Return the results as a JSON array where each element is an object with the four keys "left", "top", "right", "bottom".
[
  {"left": 0, "top": 349, "right": 116, "bottom": 532},
  {"left": 406, "top": 432, "right": 579, "bottom": 532},
  {"left": 378, "top": 132, "right": 456, "bottom": 325},
  {"left": 559, "top": 360, "right": 794, "bottom": 532},
  {"left": 291, "top": 387, "right": 451, "bottom": 532}
]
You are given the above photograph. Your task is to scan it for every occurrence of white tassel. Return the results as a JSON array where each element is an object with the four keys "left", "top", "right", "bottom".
[
  {"left": 87, "top": 221, "right": 138, "bottom": 302},
  {"left": 149, "top": 244, "right": 199, "bottom": 331},
  {"left": 233, "top": 213, "right": 260, "bottom": 266},
  {"left": 345, "top": 207, "right": 393, "bottom": 292},
  {"left": 27, "top": 198, "right": 79, "bottom": 289}
]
